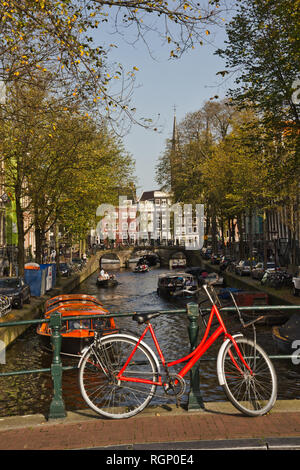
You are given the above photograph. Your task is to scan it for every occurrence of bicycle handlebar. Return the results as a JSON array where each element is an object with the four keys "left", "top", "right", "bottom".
[{"left": 197, "top": 279, "right": 248, "bottom": 328}]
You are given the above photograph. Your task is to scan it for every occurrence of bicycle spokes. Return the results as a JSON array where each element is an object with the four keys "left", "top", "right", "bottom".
[{"left": 220, "top": 337, "right": 277, "bottom": 416}]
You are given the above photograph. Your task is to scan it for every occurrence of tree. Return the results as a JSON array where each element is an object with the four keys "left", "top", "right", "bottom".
[
  {"left": 0, "top": 80, "right": 135, "bottom": 273},
  {"left": 0, "top": 0, "right": 226, "bottom": 131},
  {"left": 215, "top": 0, "right": 300, "bottom": 129},
  {"left": 156, "top": 99, "right": 239, "bottom": 249}
]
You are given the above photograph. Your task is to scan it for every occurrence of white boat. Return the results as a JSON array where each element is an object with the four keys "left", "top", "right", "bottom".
[
  {"left": 157, "top": 272, "right": 198, "bottom": 297},
  {"left": 170, "top": 258, "right": 187, "bottom": 269},
  {"left": 204, "top": 272, "right": 224, "bottom": 287},
  {"left": 133, "top": 264, "right": 150, "bottom": 273}
]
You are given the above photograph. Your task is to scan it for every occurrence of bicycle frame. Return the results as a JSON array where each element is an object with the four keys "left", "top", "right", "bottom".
[{"left": 117, "top": 287, "right": 253, "bottom": 387}]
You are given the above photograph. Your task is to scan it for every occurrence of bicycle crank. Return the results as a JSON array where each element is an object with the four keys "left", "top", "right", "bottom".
[{"left": 163, "top": 374, "right": 186, "bottom": 407}]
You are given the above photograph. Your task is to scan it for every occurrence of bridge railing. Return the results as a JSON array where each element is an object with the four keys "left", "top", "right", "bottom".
[{"left": 0, "top": 304, "right": 299, "bottom": 419}]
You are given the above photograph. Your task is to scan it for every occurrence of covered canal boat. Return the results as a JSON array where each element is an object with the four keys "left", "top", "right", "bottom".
[
  {"left": 37, "top": 294, "right": 116, "bottom": 356},
  {"left": 157, "top": 272, "right": 198, "bottom": 297}
]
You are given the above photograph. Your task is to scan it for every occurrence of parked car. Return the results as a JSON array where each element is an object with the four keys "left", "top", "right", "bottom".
[
  {"left": 290, "top": 267, "right": 300, "bottom": 296},
  {"left": 251, "top": 262, "right": 276, "bottom": 280},
  {"left": 0, "top": 277, "right": 30, "bottom": 308},
  {"left": 235, "top": 260, "right": 256, "bottom": 276},
  {"left": 292, "top": 275, "right": 300, "bottom": 296},
  {"left": 71, "top": 258, "right": 84, "bottom": 270},
  {"left": 59, "top": 262, "right": 72, "bottom": 277}
]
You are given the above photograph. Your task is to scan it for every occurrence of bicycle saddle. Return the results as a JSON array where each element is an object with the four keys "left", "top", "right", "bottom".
[{"left": 132, "top": 312, "right": 160, "bottom": 324}]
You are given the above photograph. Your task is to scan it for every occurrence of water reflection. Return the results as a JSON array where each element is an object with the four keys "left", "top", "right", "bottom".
[{"left": 0, "top": 266, "right": 299, "bottom": 417}]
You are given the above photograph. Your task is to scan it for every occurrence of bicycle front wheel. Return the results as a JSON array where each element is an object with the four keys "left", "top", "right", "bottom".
[
  {"left": 218, "top": 337, "right": 277, "bottom": 417},
  {"left": 79, "top": 334, "right": 159, "bottom": 419}
]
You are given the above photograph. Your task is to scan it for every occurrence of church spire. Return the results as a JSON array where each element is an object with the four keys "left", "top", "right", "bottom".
[
  {"left": 171, "top": 106, "right": 179, "bottom": 153},
  {"left": 170, "top": 106, "right": 179, "bottom": 192}
]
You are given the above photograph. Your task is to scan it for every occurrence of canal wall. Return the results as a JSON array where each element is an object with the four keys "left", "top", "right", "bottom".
[
  {"left": 200, "top": 259, "right": 300, "bottom": 307},
  {"left": 0, "top": 255, "right": 100, "bottom": 350}
]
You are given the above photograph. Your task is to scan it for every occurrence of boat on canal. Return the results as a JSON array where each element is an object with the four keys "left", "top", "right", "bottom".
[
  {"left": 169, "top": 258, "right": 186, "bottom": 269},
  {"left": 157, "top": 272, "right": 198, "bottom": 297},
  {"left": 96, "top": 274, "right": 118, "bottom": 287},
  {"left": 45, "top": 293, "right": 104, "bottom": 310},
  {"left": 272, "top": 313, "right": 300, "bottom": 354},
  {"left": 185, "top": 267, "right": 224, "bottom": 287},
  {"left": 133, "top": 263, "right": 150, "bottom": 273},
  {"left": 220, "top": 290, "right": 288, "bottom": 326},
  {"left": 37, "top": 295, "right": 116, "bottom": 356}
]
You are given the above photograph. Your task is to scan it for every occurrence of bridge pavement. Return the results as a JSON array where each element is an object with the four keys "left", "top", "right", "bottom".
[{"left": 1, "top": 400, "right": 300, "bottom": 450}]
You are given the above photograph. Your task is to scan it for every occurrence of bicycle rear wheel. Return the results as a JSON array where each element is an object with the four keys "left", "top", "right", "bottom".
[
  {"left": 78, "top": 334, "right": 158, "bottom": 419},
  {"left": 218, "top": 337, "right": 277, "bottom": 417}
]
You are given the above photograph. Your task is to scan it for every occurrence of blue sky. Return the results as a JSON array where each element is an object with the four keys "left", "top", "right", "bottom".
[{"left": 94, "top": 15, "right": 234, "bottom": 197}]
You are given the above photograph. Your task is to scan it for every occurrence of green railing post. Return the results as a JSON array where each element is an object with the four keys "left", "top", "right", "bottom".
[
  {"left": 186, "top": 302, "right": 205, "bottom": 411},
  {"left": 48, "top": 312, "right": 66, "bottom": 420}
]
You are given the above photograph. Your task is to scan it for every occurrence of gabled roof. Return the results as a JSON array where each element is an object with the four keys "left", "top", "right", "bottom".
[
  {"left": 139, "top": 191, "right": 155, "bottom": 201},
  {"left": 139, "top": 189, "right": 172, "bottom": 201}
]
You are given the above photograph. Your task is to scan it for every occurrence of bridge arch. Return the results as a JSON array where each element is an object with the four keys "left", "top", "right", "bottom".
[
  {"left": 130, "top": 248, "right": 161, "bottom": 267},
  {"left": 96, "top": 245, "right": 202, "bottom": 269},
  {"left": 168, "top": 251, "right": 187, "bottom": 269},
  {"left": 99, "top": 252, "right": 120, "bottom": 269}
]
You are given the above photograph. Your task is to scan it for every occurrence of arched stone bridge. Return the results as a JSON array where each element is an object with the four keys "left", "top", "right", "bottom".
[{"left": 97, "top": 245, "right": 202, "bottom": 268}]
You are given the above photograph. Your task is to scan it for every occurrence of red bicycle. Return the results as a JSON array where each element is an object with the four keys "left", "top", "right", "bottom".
[{"left": 78, "top": 282, "right": 277, "bottom": 419}]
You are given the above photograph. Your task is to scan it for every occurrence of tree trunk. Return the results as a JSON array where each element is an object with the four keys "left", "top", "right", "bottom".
[
  {"left": 53, "top": 222, "right": 61, "bottom": 281},
  {"left": 15, "top": 191, "right": 25, "bottom": 277},
  {"left": 211, "top": 208, "right": 218, "bottom": 253},
  {"left": 237, "top": 213, "right": 244, "bottom": 260},
  {"left": 35, "top": 225, "right": 42, "bottom": 264},
  {"left": 204, "top": 205, "right": 211, "bottom": 247},
  {"left": 249, "top": 208, "right": 254, "bottom": 267},
  {"left": 263, "top": 210, "right": 268, "bottom": 269}
]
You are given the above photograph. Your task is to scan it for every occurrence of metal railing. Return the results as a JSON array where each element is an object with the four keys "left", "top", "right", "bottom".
[{"left": 0, "top": 303, "right": 299, "bottom": 419}]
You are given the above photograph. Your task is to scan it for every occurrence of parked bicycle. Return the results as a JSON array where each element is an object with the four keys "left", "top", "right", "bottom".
[
  {"left": 78, "top": 281, "right": 277, "bottom": 419},
  {"left": 261, "top": 270, "right": 293, "bottom": 289},
  {"left": 0, "top": 295, "right": 11, "bottom": 317}
]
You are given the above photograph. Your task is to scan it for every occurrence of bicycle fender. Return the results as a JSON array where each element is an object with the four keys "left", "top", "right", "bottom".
[
  {"left": 78, "top": 332, "right": 161, "bottom": 374},
  {"left": 78, "top": 346, "right": 91, "bottom": 367},
  {"left": 216, "top": 333, "right": 244, "bottom": 386},
  {"left": 77, "top": 328, "right": 142, "bottom": 368}
]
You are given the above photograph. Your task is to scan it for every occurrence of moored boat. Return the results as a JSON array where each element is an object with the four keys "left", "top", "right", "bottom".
[
  {"left": 241, "top": 309, "right": 289, "bottom": 326},
  {"left": 45, "top": 294, "right": 103, "bottom": 310},
  {"left": 157, "top": 272, "right": 198, "bottom": 297},
  {"left": 272, "top": 314, "right": 300, "bottom": 355},
  {"left": 37, "top": 296, "right": 116, "bottom": 356},
  {"left": 170, "top": 258, "right": 186, "bottom": 269},
  {"left": 204, "top": 272, "right": 224, "bottom": 287},
  {"left": 223, "top": 290, "right": 288, "bottom": 326}
]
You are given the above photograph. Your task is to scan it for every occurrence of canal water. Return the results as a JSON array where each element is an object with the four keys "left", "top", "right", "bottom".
[{"left": 1, "top": 265, "right": 300, "bottom": 418}]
